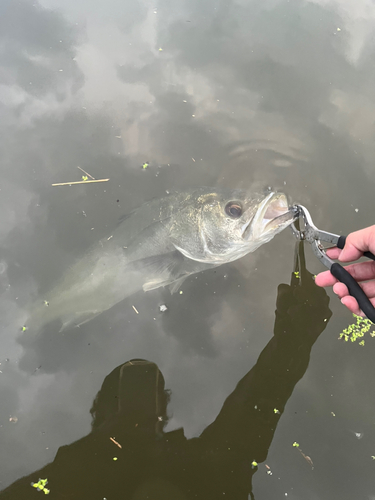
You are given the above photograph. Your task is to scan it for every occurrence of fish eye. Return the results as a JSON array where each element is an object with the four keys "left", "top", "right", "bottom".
[{"left": 225, "top": 202, "right": 243, "bottom": 218}]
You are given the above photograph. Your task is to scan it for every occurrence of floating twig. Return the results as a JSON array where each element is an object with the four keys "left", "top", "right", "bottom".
[
  {"left": 110, "top": 437, "right": 122, "bottom": 449},
  {"left": 300, "top": 452, "right": 314, "bottom": 469},
  {"left": 52, "top": 179, "right": 109, "bottom": 186},
  {"left": 293, "top": 442, "right": 314, "bottom": 469},
  {"left": 265, "top": 464, "right": 273, "bottom": 475},
  {"left": 77, "top": 166, "right": 95, "bottom": 179},
  {"left": 132, "top": 305, "right": 139, "bottom": 314}
]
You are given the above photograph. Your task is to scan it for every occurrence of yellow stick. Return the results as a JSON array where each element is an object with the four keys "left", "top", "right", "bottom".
[
  {"left": 132, "top": 305, "right": 139, "bottom": 314},
  {"left": 110, "top": 437, "right": 122, "bottom": 449},
  {"left": 77, "top": 166, "right": 95, "bottom": 179},
  {"left": 52, "top": 179, "right": 109, "bottom": 186}
]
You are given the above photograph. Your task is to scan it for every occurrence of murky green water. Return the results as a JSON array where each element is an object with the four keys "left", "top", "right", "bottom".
[{"left": 1, "top": 0, "right": 375, "bottom": 498}]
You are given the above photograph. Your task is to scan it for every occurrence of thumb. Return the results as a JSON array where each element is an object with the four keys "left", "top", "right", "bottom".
[{"left": 340, "top": 225, "right": 375, "bottom": 262}]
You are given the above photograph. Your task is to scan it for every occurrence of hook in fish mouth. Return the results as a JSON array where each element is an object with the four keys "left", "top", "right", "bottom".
[{"left": 243, "top": 192, "right": 296, "bottom": 240}]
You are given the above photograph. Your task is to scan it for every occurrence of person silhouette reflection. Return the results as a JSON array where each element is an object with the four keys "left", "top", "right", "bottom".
[{"left": 0, "top": 242, "right": 332, "bottom": 500}]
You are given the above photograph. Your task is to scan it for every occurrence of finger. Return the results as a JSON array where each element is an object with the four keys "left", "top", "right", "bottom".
[
  {"left": 325, "top": 247, "right": 341, "bottom": 259},
  {"left": 337, "top": 288, "right": 375, "bottom": 317},
  {"left": 336, "top": 261, "right": 375, "bottom": 282},
  {"left": 316, "top": 261, "right": 375, "bottom": 286},
  {"left": 340, "top": 225, "right": 375, "bottom": 262},
  {"left": 340, "top": 296, "right": 363, "bottom": 316},
  {"left": 333, "top": 282, "right": 348, "bottom": 298},
  {"left": 333, "top": 280, "right": 375, "bottom": 299},
  {"left": 315, "top": 270, "right": 338, "bottom": 287}
]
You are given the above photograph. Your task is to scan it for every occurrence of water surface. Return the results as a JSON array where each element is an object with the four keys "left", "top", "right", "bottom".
[{"left": 1, "top": 0, "right": 375, "bottom": 498}]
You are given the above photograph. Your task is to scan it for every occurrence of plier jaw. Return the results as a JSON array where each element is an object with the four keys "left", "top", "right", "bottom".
[{"left": 290, "top": 205, "right": 340, "bottom": 270}]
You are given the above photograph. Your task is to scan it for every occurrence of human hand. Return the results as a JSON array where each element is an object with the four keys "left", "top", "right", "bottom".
[{"left": 315, "top": 226, "right": 375, "bottom": 316}]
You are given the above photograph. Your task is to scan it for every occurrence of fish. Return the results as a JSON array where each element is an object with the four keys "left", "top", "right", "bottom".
[{"left": 25, "top": 186, "right": 296, "bottom": 333}]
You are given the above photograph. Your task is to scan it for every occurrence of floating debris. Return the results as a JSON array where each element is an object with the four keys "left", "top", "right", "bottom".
[
  {"left": 110, "top": 437, "right": 122, "bottom": 449},
  {"left": 251, "top": 461, "right": 258, "bottom": 469},
  {"left": 31, "top": 478, "right": 50, "bottom": 494},
  {"left": 292, "top": 442, "right": 314, "bottom": 469},
  {"left": 273, "top": 408, "right": 280, "bottom": 414},
  {"left": 77, "top": 166, "right": 95, "bottom": 179},
  {"left": 9, "top": 416, "right": 18, "bottom": 423},
  {"left": 52, "top": 179, "right": 109, "bottom": 186},
  {"left": 159, "top": 304, "right": 168, "bottom": 312},
  {"left": 113, "top": 457, "right": 118, "bottom": 461},
  {"left": 339, "top": 314, "right": 375, "bottom": 346},
  {"left": 302, "top": 454, "right": 314, "bottom": 469},
  {"left": 142, "top": 162, "right": 149, "bottom": 169},
  {"left": 132, "top": 305, "right": 139, "bottom": 314},
  {"left": 353, "top": 431, "right": 364, "bottom": 440}
]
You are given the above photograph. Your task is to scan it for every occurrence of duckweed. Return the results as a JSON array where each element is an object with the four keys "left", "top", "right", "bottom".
[{"left": 339, "top": 314, "right": 375, "bottom": 346}]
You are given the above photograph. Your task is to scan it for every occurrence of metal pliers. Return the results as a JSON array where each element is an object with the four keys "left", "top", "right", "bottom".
[{"left": 291, "top": 205, "right": 375, "bottom": 322}]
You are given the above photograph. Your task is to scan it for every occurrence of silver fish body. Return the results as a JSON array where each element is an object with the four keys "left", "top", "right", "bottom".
[{"left": 26, "top": 187, "right": 295, "bottom": 332}]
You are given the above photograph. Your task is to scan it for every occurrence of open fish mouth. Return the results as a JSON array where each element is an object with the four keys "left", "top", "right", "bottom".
[{"left": 243, "top": 192, "right": 296, "bottom": 240}]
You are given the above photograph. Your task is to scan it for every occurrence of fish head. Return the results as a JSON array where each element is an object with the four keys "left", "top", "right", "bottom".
[{"left": 171, "top": 187, "right": 296, "bottom": 264}]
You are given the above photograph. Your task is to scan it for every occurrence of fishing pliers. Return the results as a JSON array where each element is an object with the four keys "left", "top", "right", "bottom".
[{"left": 291, "top": 205, "right": 375, "bottom": 322}]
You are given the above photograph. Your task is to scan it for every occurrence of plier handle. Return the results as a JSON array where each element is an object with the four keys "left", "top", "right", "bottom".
[{"left": 291, "top": 205, "right": 375, "bottom": 322}]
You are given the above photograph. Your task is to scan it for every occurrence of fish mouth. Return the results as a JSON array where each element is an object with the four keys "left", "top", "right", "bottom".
[{"left": 243, "top": 192, "right": 297, "bottom": 240}]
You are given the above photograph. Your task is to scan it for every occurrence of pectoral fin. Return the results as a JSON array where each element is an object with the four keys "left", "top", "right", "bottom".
[
  {"left": 129, "top": 251, "right": 214, "bottom": 294},
  {"left": 139, "top": 251, "right": 187, "bottom": 292},
  {"left": 143, "top": 274, "right": 189, "bottom": 292},
  {"left": 168, "top": 275, "right": 189, "bottom": 294},
  {"left": 141, "top": 255, "right": 216, "bottom": 293},
  {"left": 127, "top": 250, "right": 188, "bottom": 292}
]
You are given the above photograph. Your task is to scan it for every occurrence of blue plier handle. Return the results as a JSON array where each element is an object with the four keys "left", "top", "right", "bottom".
[{"left": 291, "top": 205, "right": 375, "bottom": 322}]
